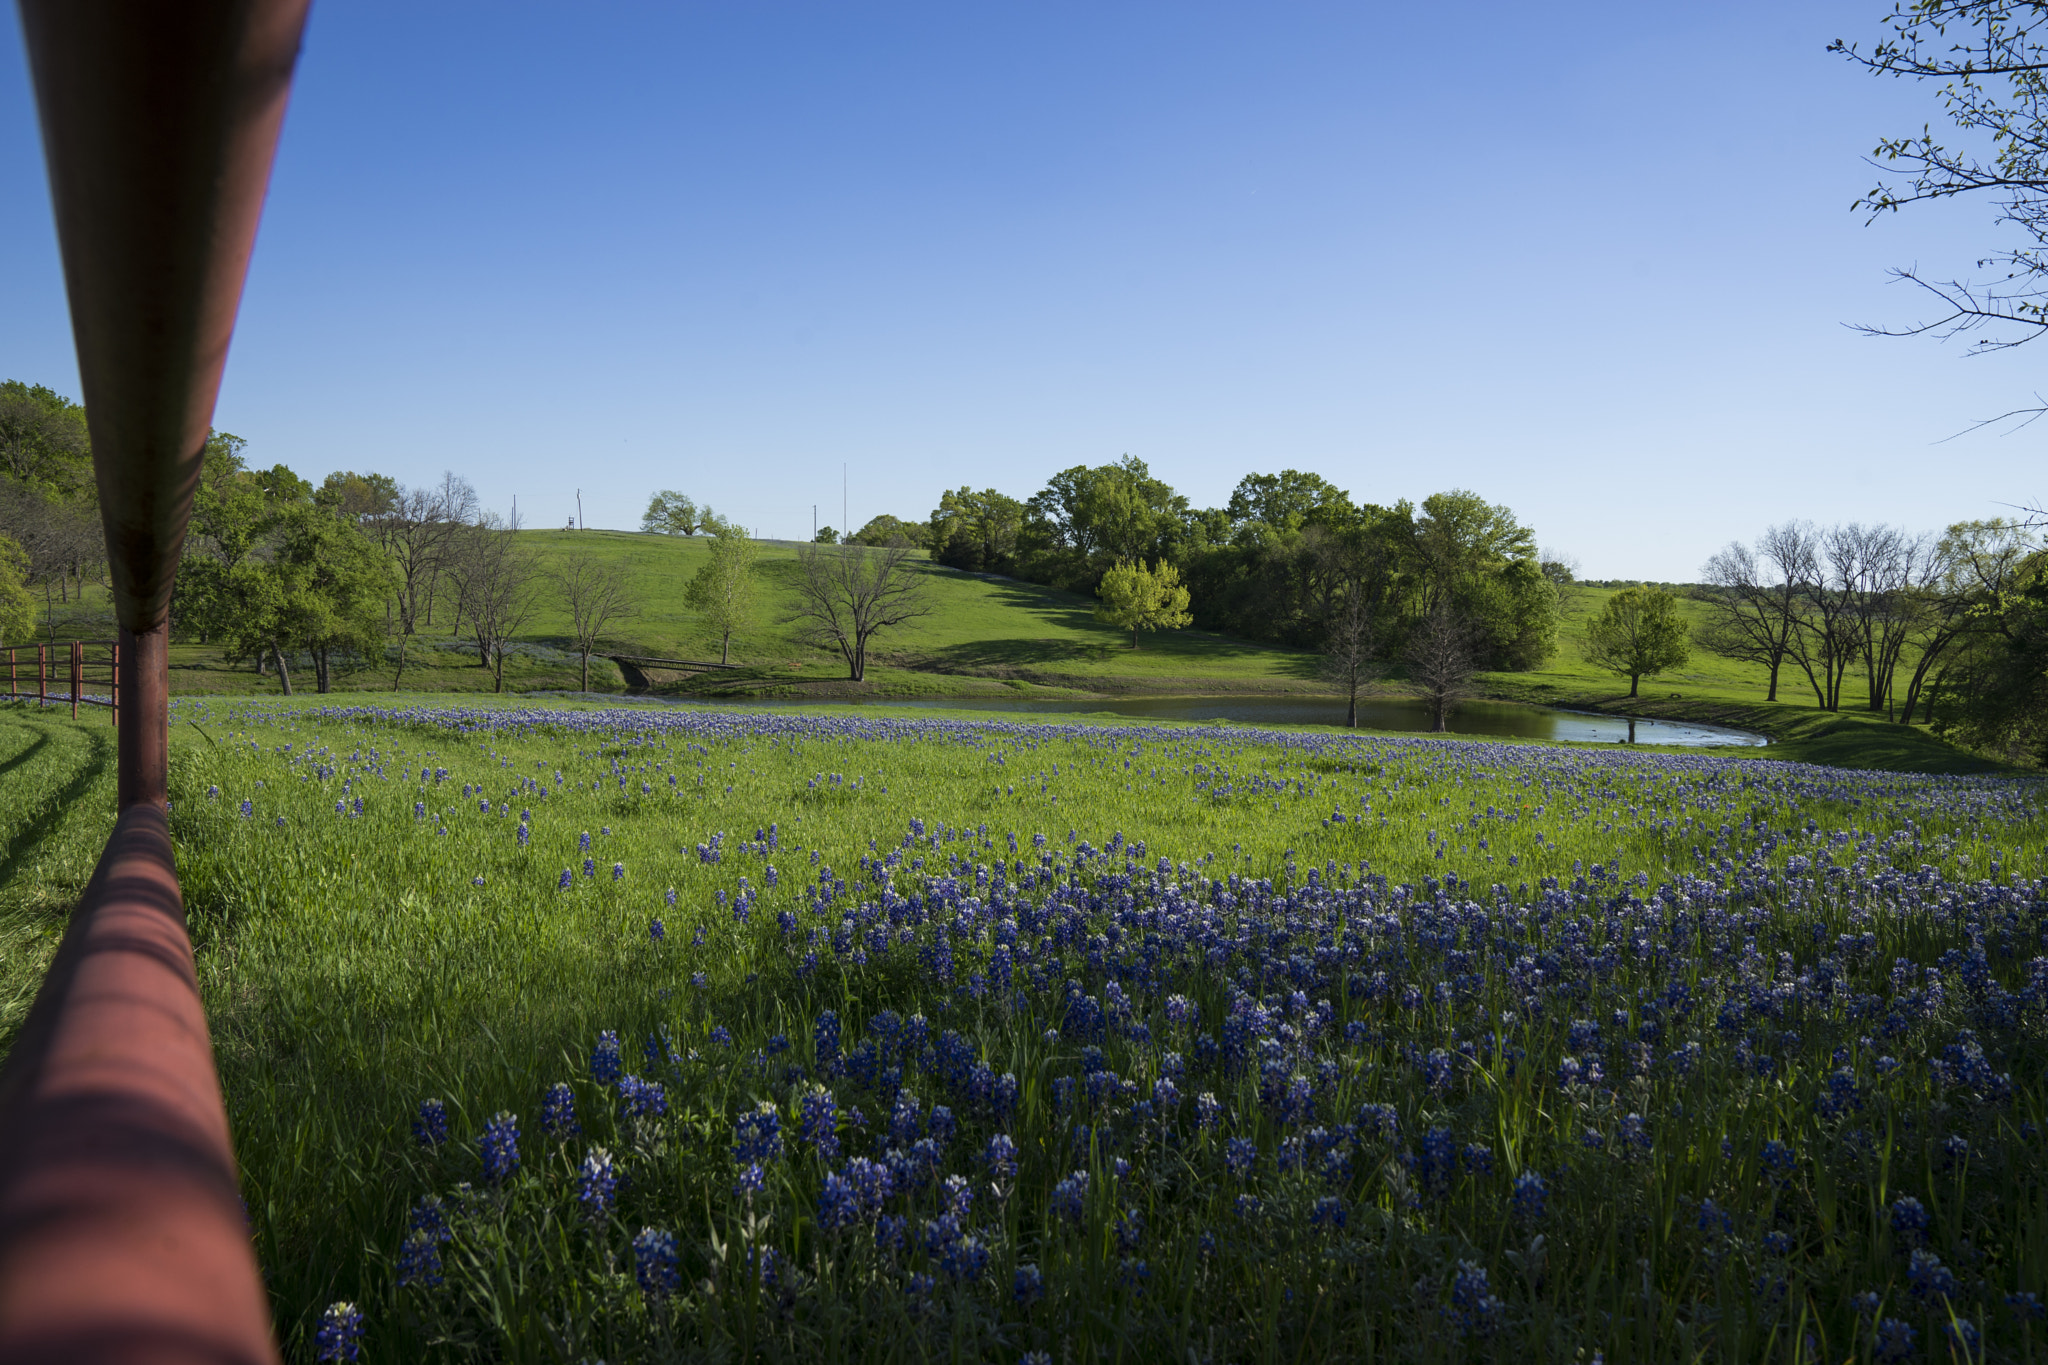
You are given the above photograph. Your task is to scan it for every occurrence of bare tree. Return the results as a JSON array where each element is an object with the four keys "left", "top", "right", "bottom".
[
  {"left": 555, "top": 551, "right": 637, "bottom": 691},
  {"left": 1320, "top": 547, "right": 1391, "bottom": 727},
  {"left": 1405, "top": 605, "right": 1477, "bottom": 732},
  {"left": 788, "top": 542, "right": 931, "bottom": 681},
  {"left": 425, "top": 470, "right": 478, "bottom": 633},
  {"left": 1695, "top": 523, "right": 1815, "bottom": 702},
  {"left": 445, "top": 513, "right": 540, "bottom": 693},
  {"left": 386, "top": 477, "right": 474, "bottom": 687}
]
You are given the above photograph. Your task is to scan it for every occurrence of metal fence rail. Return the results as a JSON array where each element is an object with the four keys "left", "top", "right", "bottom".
[
  {"left": 0, "top": 4, "right": 311, "bottom": 1361},
  {"left": 2, "top": 640, "right": 120, "bottom": 721}
]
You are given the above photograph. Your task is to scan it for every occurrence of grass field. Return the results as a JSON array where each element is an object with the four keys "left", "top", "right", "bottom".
[
  {"left": 4, "top": 693, "right": 2040, "bottom": 1362},
  {"left": 7, "top": 542, "right": 2009, "bottom": 780}
]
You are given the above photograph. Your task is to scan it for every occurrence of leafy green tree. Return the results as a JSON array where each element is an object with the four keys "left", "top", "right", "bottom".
[
  {"left": 849, "top": 514, "right": 927, "bottom": 549},
  {"left": 270, "top": 504, "right": 394, "bottom": 693},
  {"left": 927, "top": 487, "right": 1024, "bottom": 574},
  {"left": 0, "top": 380, "right": 92, "bottom": 498},
  {"left": 0, "top": 532, "right": 33, "bottom": 643},
  {"left": 1226, "top": 470, "right": 1351, "bottom": 535},
  {"left": 1412, "top": 490, "right": 1555, "bottom": 670},
  {"left": 1582, "top": 585, "right": 1692, "bottom": 697},
  {"left": 1930, "top": 546, "right": 2048, "bottom": 765},
  {"left": 813, "top": 526, "right": 840, "bottom": 545},
  {"left": 686, "top": 527, "right": 761, "bottom": 665},
  {"left": 316, "top": 470, "right": 400, "bottom": 526},
  {"left": 1094, "top": 559, "right": 1192, "bottom": 648},
  {"left": 642, "top": 491, "right": 702, "bottom": 536},
  {"left": 1022, "top": 457, "right": 1188, "bottom": 584}
]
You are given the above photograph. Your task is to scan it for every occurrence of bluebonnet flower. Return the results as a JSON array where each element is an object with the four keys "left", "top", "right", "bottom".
[
  {"left": 557, "top": 868, "right": 572, "bottom": 890},
  {"left": 396, "top": 1231, "right": 442, "bottom": 1288},
  {"left": 583, "top": 858, "right": 596, "bottom": 878},
  {"left": 1891, "top": 1195, "right": 1929, "bottom": 1243},
  {"left": 633, "top": 1228, "right": 680, "bottom": 1298},
  {"left": 800, "top": 1086, "right": 840, "bottom": 1159},
  {"left": 1908, "top": 1249, "right": 1957, "bottom": 1302},
  {"left": 1761, "top": 1230, "right": 1793, "bottom": 1256},
  {"left": 579, "top": 830, "right": 592, "bottom": 852},
  {"left": 413, "top": 1098, "right": 448, "bottom": 1147},
  {"left": 733, "top": 1162, "right": 767, "bottom": 1198},
  {"left": 649, "top": 917, "right": 664, "bottom": 941},
  {"left": 540, "top": 1082, "right": 579, "bottom": 1140},
  {"left": 1873, "top": 1318, "right": 1916, "bottom": 1362},
  {"left": 1310, "top": 1196, "right": 1347, "bottom": 1230},
  {"left": 1050, "top": 1171, "right": 1089, "bottom": 1223},
  {"left": 591, "top": 1031, "right": 622, "bottom": 1086},
  {"left": 1697, "top": 1199, "right": 1733, "bottom": 1237},
  {"left": 1512, "top": 1170, "right": 1547, "bottom": 1222},
  {"left": 733, "top": 1100, "right": 784, "bottom": 1163},
  {"left": 1760, "top": 1138, "right": 1796, "bottom": 1181},
  {"left": 1014, "top": 1262, "right": 1044, "bottom": 1306},
  {"left": 1225, "top": 1137, "right": 1257, "bottom": 1179},
  {"left": 1194, "top": 1092, "right": 1222, "bottom": 1130},
  {"left": 813, "top": 1009, "right": 842, "bottom": 1071},
  {"left": 313, "top": 1302, "right": 364, "bottom": 1362},
  {"left": 2009, "top": 1291, "right": 2045, "bottom": 1320},
  {"left": 619, "top": 1075, "right": 667, "bottom": 1119},
  {"left": 665, "top": 886, "right": 678, "bottom": 906},
  {"left": 1447, "top": 1261, "right": 1505, "bottom": 1337},
  {"left": 1852, "top": 1290, "right": 1882, "bottom": 1319},
  {"left": 578, "top": 1148, "right": 617, "bottom": 1222},
  {"left": 709, "top": 1024, "right": 732, "bottom": 1047},
  {"left": 1234, "top": 1193, "right": 1263, "bottom": 1221},
  {"left": 983, "top": 1133, "right": 1019, "bottom": 1182},
  {"left": 480, "top": 1111, "right": 520, "bottom": 1184},
  {"left": 612, "top": 862, "right": 625, "bottom": 881},
  {"left": 1945, "top": 1319, "right": 1981, "bottom": 1355},
  {"left": 408, "top": 1196, "right": 450, "bottom": 1244},
  {"left": 239, "top": 800, "right": 253, "bottom": 818}
]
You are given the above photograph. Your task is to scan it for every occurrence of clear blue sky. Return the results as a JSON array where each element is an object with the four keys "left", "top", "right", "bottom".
[{"left": 2, "top": 2, "right": 2040, "bottom": 579}]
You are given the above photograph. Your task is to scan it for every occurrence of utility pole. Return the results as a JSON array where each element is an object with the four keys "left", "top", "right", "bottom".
[
  {"left": 576, "top": 488, "right": 583, "bottom": 531},
  {"left": 813, "top": 504, "right": 817, "bottom": 542},
  {"left": 842, "top": 462, "right": 847, "bottom": 541}
]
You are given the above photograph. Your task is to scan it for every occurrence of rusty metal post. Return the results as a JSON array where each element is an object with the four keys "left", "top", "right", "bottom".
[
  {"left": 111, "top": 638, "right": 120, "bottom": 727},
  {"left": 70, "top": 639, "right": 81, "bottom": 719},
  {"left": 38, "top": 642, "right": 47, "bottom": 708},
  {"left": 0, "top": 5, "right": 311, "bottom": 1362},
  {"left": 117, "top": 627, "right": 169, "bottom": 811}
]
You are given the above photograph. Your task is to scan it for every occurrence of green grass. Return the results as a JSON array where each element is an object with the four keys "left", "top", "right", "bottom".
[
  {"left": 0, "top": 706, "right": 118, "bottom": 1050},
  {"left": 5, "top": 695, "right": 2033, "bottom": 1361},
  {"left": 9, "top": 554, "right": 2009, "bottom": 776}
]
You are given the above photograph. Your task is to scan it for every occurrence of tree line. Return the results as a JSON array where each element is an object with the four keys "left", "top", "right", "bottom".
[
  {"left": 1695, "top": 518, "right": 2047, "bottom": 764},
  {"left": 843, "top": 457, "right": 1564, "bottom": 673}
]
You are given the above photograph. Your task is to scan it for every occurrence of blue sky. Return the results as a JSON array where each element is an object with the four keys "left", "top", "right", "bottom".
[{"left": 2, "top": 2, "right": 2041, "bottom": 578}]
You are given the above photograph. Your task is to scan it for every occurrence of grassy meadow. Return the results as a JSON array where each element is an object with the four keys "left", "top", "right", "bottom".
[
  {"left": 13, "top": 531, "right": 2008, "bottom": 778},
  {"left": 5, "top": 692, "right": 2041, "bottom": 1361}
]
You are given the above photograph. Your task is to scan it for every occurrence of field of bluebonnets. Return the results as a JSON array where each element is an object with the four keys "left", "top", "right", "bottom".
[{"left": 163, "top": 698, "right": 2048, "bottom": 1364}]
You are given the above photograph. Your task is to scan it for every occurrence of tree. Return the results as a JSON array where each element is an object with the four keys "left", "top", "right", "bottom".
[
  {"left": 1022, "top": 457, "right": 1188, "bottom": 584},
  {"left": 1094, "top": 559, "right": 1193, "bottom": 648},
  {"left": 789, "top": 541, "right": 931, "bottom": 681},
  {"left": 0, "top": 380, "right": 92, "bottom": 498},
  {"left": 1406, "top": 606, "right": 1477, "bottom": 731},
  {"left": 813, "top": 526, "right": 840, "bottom": 545},
  {"left": 0, "top": 533, "right": 33, "bottom": 644},
  {"left": 1226, "top": 469, "right": 1351, "bottom": 534},
  {"left": 1696, "top": 523, "right": 1816, "bottom": 702},
  {"left": 315, "top": 470, "right": 400, "bottom": 526},
  {"left": 1320, "top": 581, "right": 1385, "bottom": 727},
  {"left": 685, "top": 527, "right": 759, "bottom": 665},
  {"left": 642, "top": 490, "right": 701, "bottom": 536},
  {"left": 1929, "top": 544, "right": 2048, "bottom": 764},
  {"left": 555, "top": 551, "right": 637, "bottom": 690},
  {"left": 386, "top": 477, "right": 475, "bottom": 687},
  {"left": 927, "top": 487, "right": 1024, "bottom": 574},
  {"left": 1835, "top": 4, "right": 2048, "bottom": 423},
  {"left": 270, "top": 504, "right": 393, "bottom": 693},
  {"left": 444, "top": 514, "right": 541, "bottom": 693},
  {"left": 1582, "top": 585, "right": 1691, "bottom": 698},
  {"left": 850, "top": 514, "right": 927, "bottom": 548}
]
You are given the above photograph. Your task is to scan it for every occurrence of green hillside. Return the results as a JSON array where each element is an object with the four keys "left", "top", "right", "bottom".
[{"left": 11, "top": 535, "right": 2008, "bottom": 772}]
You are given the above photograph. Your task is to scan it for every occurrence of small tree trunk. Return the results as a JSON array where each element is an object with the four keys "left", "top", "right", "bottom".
[
  {"left": 316, "top": 646, "right": 331, "bottom": 694},
  {"left": 721, "top": 631, "right": 731, "bottom": 666},
  {"left": 494, "top": 645, "right": 506, "bottom": 693},
  {"left": 1131, "top": 626, "right": 1139, "bottom": 649},
  {"left": 1629, "top": 674, "right": 1640, "bottom": 698},
  {"left": 394, "top": 633, "right": 409, "bottom": 690},
  {"left": 1346, "top": 687, "right": 1357, "bottom": 728},
  {"left": 581, "top": 650, "right": 590, "bottom": 692},
  {"left": 256, "top": 647, "right": 268, "bottom": 677},
  {"left": 271, "top": 642, "right": 293, "bottom": 696}
]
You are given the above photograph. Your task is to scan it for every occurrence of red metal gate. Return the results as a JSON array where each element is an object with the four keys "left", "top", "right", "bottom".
[{"left": 2, "top": 640, "right": 121, "bottom": 723}]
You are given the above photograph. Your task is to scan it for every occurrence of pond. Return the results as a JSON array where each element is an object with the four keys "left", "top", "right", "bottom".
[{"left": 631, "top": 692, "right": 1768, "bottom": 746}]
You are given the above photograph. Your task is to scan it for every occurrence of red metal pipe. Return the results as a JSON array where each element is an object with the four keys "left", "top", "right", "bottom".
[
  {"left": 0, "top": 5, "right": 312, "bottom": 1361},
  {"left": 0, "top": 806, "right": 276, "bottom": 1365}
]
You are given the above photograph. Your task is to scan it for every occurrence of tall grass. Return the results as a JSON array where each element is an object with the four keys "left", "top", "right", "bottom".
[{"left": 152, "top": 698, "right": 2048, "bottom": 1361}]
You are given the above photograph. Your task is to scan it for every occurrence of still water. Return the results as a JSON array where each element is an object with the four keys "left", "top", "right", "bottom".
[{"left": 639, "top": 692, "right": 1766, "bottom": 746}]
